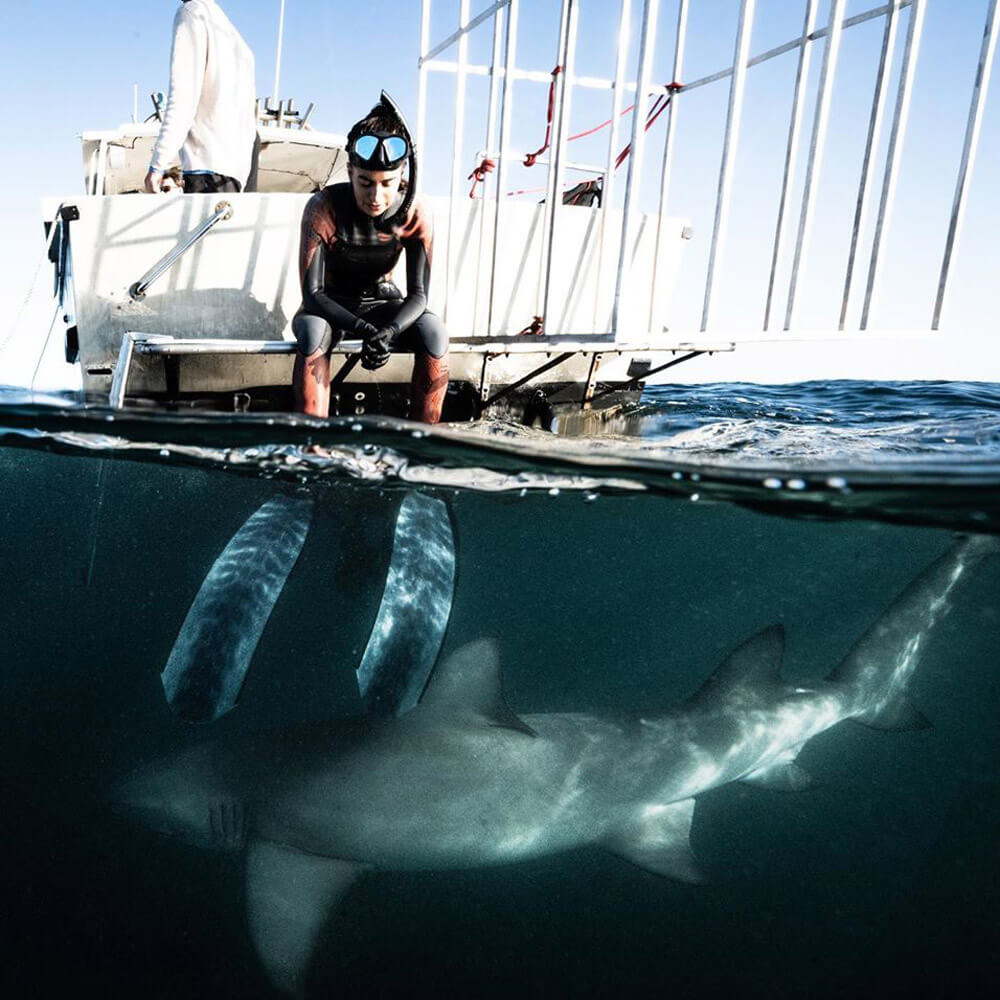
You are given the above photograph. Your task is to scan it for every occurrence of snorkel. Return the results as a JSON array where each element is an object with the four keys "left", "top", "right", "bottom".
[{"left": 350, "top": 91, "right": 416, "bottom": 234}]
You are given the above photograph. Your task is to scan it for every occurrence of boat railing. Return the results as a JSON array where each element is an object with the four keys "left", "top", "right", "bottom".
[
  {"left": 128, "top": 201, "right": 235, "bottom": 301},
  {"left": 417, "top": 0, "right": 999, "bottom": 342}
]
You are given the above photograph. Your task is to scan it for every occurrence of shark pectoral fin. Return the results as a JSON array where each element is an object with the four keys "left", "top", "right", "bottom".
[
  {"left": 419, "top": 638, "right": 536, "bottom": 737},
  {"left": 692, "top": 626, "right": 786, "bottom": 706},
  {"left": 741, "top": 760, "right": 815, "bottom": 792},
  {"left": 357, "top": 492, "right": 456, "bottom": 718},
  {"left": 162, "top": 495, "right": 314, "bottom": 723},
  {"left": 604, "top": 798, "right": 704, "bottom": 884},
  {"left": 245, "top": 840, "right": 365, "bottom": 997}
]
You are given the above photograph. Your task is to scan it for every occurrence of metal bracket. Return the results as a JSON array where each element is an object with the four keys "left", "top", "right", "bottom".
[
  {"left": 588, "top": 349, "right": 706, "bottom": 404},
  {"left": 480, "top": 352, "right": 575, "bottom": 411},
  {"left": 581, "top": 352, "right": 603, "bottom": 410},
  {"left": 478, "top": 353, "right": 494, "bottom": 404}
]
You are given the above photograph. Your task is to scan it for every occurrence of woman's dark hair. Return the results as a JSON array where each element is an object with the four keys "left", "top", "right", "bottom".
[{"left": 346, "top": 104, "right": 406, "bottom": 148}]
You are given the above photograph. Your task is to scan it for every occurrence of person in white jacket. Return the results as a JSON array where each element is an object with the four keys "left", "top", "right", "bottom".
[{"left": 145, "top": 0, "right": 257, "bottom": 194}]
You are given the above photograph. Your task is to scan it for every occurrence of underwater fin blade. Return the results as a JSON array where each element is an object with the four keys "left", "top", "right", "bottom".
[
  {"left": 161, "top": 495, "right": 313, "bottom": 722},
  {"left": 356, "top": 492, "right": 456, "bottom": 717}
]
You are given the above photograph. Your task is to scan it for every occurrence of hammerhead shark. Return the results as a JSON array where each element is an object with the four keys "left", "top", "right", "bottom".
[{"left": 113, "top": 534, "right": 997, "bottom": 996}]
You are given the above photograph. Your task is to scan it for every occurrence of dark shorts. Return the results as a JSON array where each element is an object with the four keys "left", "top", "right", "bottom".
[
  {"left": 292, "top": 300, "right": 449, "bottom": 359},
  {"left": 183, "top": 172, "right": 241, "bottom": 194}
]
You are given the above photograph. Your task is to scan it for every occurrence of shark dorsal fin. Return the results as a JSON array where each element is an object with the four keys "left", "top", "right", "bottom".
[
  {"left": 420, "top": 639, "right": 536, "bottom": 736},
  {"left": 693, "top": 625, "right": 786, "bottom": 704}
]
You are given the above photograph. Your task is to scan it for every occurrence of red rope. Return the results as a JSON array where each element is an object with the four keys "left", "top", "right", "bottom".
[
  {"left": 614, "top": 92, "right": 673, "bottom": 170},
  {"left": 518, "top": 315, "right": 545, "bottom": 336},
  {"left": 467, "top": 157, "right": 496, "bottom": 199},
  {"left": 468, "top": 80, "right": 685, "bottom": 198},
  {"left": 523, "top": 65, "right": 563, "bottom": 167}
]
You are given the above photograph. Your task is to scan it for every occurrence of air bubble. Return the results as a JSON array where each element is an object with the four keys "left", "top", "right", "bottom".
[
  {"left": 763, "top": 477, "right": 782, "bottom": 489},
  {"left": 690, "top": 493, "right": 700, "bottom": 502},
  {"left": 548, "top": 487, "right": 560, "bottom": 497},
  {"left": 583, "top": 492, "right": 598, "bottom": 503},
  {"left": 787, "top": 478, "right": 806, "bottom": 491},
  {"left": 159, "top": 448, "right": 170, "bottom": 457},
  {"left": 826, "top": 476, "right": 848, "bottom": 489},
  {"left": 351, "top": 423, "right": 363, "bottom": 432}
]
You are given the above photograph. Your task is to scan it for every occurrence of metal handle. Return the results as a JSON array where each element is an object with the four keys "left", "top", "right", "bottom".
[{"left": 129, "top": 201, "right": 234, "bottom": 301}]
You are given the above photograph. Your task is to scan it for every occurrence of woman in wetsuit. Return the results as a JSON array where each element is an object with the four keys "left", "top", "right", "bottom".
[{"left": 291, "top": 98, "right": 450, "bottom": 423}]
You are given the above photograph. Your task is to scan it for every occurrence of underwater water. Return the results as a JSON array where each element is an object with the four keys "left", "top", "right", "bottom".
[{"left": 1, "top": 379, "right": 999, "bottom": 998}]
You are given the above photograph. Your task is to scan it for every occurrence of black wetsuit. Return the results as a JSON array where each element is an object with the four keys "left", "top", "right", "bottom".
[{"left": 293, "top": 183, "right": 447, "bottom": 360}]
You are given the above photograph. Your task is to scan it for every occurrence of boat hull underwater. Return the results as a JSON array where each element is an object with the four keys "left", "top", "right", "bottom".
[{"left": 112, "top": 533, "right": 999, "bottom": 996}]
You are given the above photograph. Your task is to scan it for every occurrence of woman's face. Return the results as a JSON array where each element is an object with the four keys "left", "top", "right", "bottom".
[{"left": 349, "top": 165, "right": 402, "bottom": 217}]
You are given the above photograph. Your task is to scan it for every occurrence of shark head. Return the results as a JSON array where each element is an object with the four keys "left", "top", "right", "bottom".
[{"left": 109, "top": 743, "right": 247, "bottom": 852}]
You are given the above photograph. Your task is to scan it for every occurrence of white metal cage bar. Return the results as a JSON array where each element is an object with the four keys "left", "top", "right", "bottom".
[
  {"left": 839, "top": 0, "right": 902, "bottom": 331},
  {"left": 860, "top": 0, "right": 926, "bottom": 330},
  {"left": 700, "top": 0, "right": 756, "bottom": 332},
  {"left": 539, "top": 0, "right": 578, "bottom": 323},
  {"left": 648, "top": 0, "right": 688, "bottom": 335},
  {"left": 472, "top": 7, "right": 507, "bottom": 337},
  {"left": 487, "top": 0, "right": 520, "bottom": 339},
  {"left": 611, "top": 0, "right": 660, "bottom": 340},
  {"left": 784, "top": 0, "right": 846, "bottom": 331},
  {"left": 592, "top": 0, "right": 632, "bottom": 332},
  {"left": 416, "top": 0, "right": 995, "bottom": 343},
  {"left": 933, "top": 0, "right": 1000, "bottom": 330},
  {"left": 763, "top": 0, "right": 818, "bottom": 331},
  {"left": 443, "top": 0, "right": 472, "bottom": 326}
]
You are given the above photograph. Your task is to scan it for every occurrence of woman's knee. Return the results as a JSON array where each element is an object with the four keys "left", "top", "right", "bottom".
[
  {"left": 292, "top": 313, "right": 334, "bottom": 357},
  {"left": 416, "top": 312, "right": 449, "bottom": 359}
]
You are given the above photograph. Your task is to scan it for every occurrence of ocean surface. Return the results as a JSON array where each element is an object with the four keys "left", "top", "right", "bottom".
[{"left": 2, "top": 379, "right": 999, "bottom": 997}]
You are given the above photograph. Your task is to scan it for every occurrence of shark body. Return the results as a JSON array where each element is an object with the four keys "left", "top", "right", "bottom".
[{"left": 114, "top": 535, "right": 998, "bottom": 994}]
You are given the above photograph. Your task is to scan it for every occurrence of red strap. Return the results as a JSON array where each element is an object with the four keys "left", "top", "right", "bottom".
[
  {"left": 468, "top": 78, "right": 683, "bottom": 195},
  {"left": 467, "top": 157, "right": 496, "bottom": 199},
  {"left": 614, "top": 93, "right": 672, "bottom": 170},
  {"left": 518, "top": 315, "right": 545, "bottom": 336},
  {"left": 523, "top": 66, "right": 563, "bottom": 167}
]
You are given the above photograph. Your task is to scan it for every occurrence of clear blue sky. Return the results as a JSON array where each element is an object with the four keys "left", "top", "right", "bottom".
[{"left": 1, "top": 1, "right": 998, "bottom": 380}]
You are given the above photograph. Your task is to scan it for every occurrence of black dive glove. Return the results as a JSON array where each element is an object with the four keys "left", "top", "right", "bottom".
[{"left": 361, "top": 326, "right": 395, "bottom": 371}]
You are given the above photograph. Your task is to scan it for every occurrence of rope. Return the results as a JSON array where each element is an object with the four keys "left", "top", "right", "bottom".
[
  {"left": 614, "top": 90, "right": 674, "bottom": 170},
  {"left": 523, "top": 65, "right": 563, "bottom": 167},
  {"left": 1, "top": 202, "right": 66, "bottom": 357},
  {"left": 468, "top": 81, "right": 684, "bottom": 199},
  {"left": 467, "top": 157, "right": 496, "bottom": 199}
]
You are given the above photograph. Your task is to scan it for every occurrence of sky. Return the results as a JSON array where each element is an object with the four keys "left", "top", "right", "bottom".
[{"left": 1, "top": 0, "right": 998, "bottom": 385}]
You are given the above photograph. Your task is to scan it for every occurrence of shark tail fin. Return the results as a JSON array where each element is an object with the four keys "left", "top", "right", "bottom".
[{"left": 829, "top": 535, "right": 999, "bottom": 730}]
